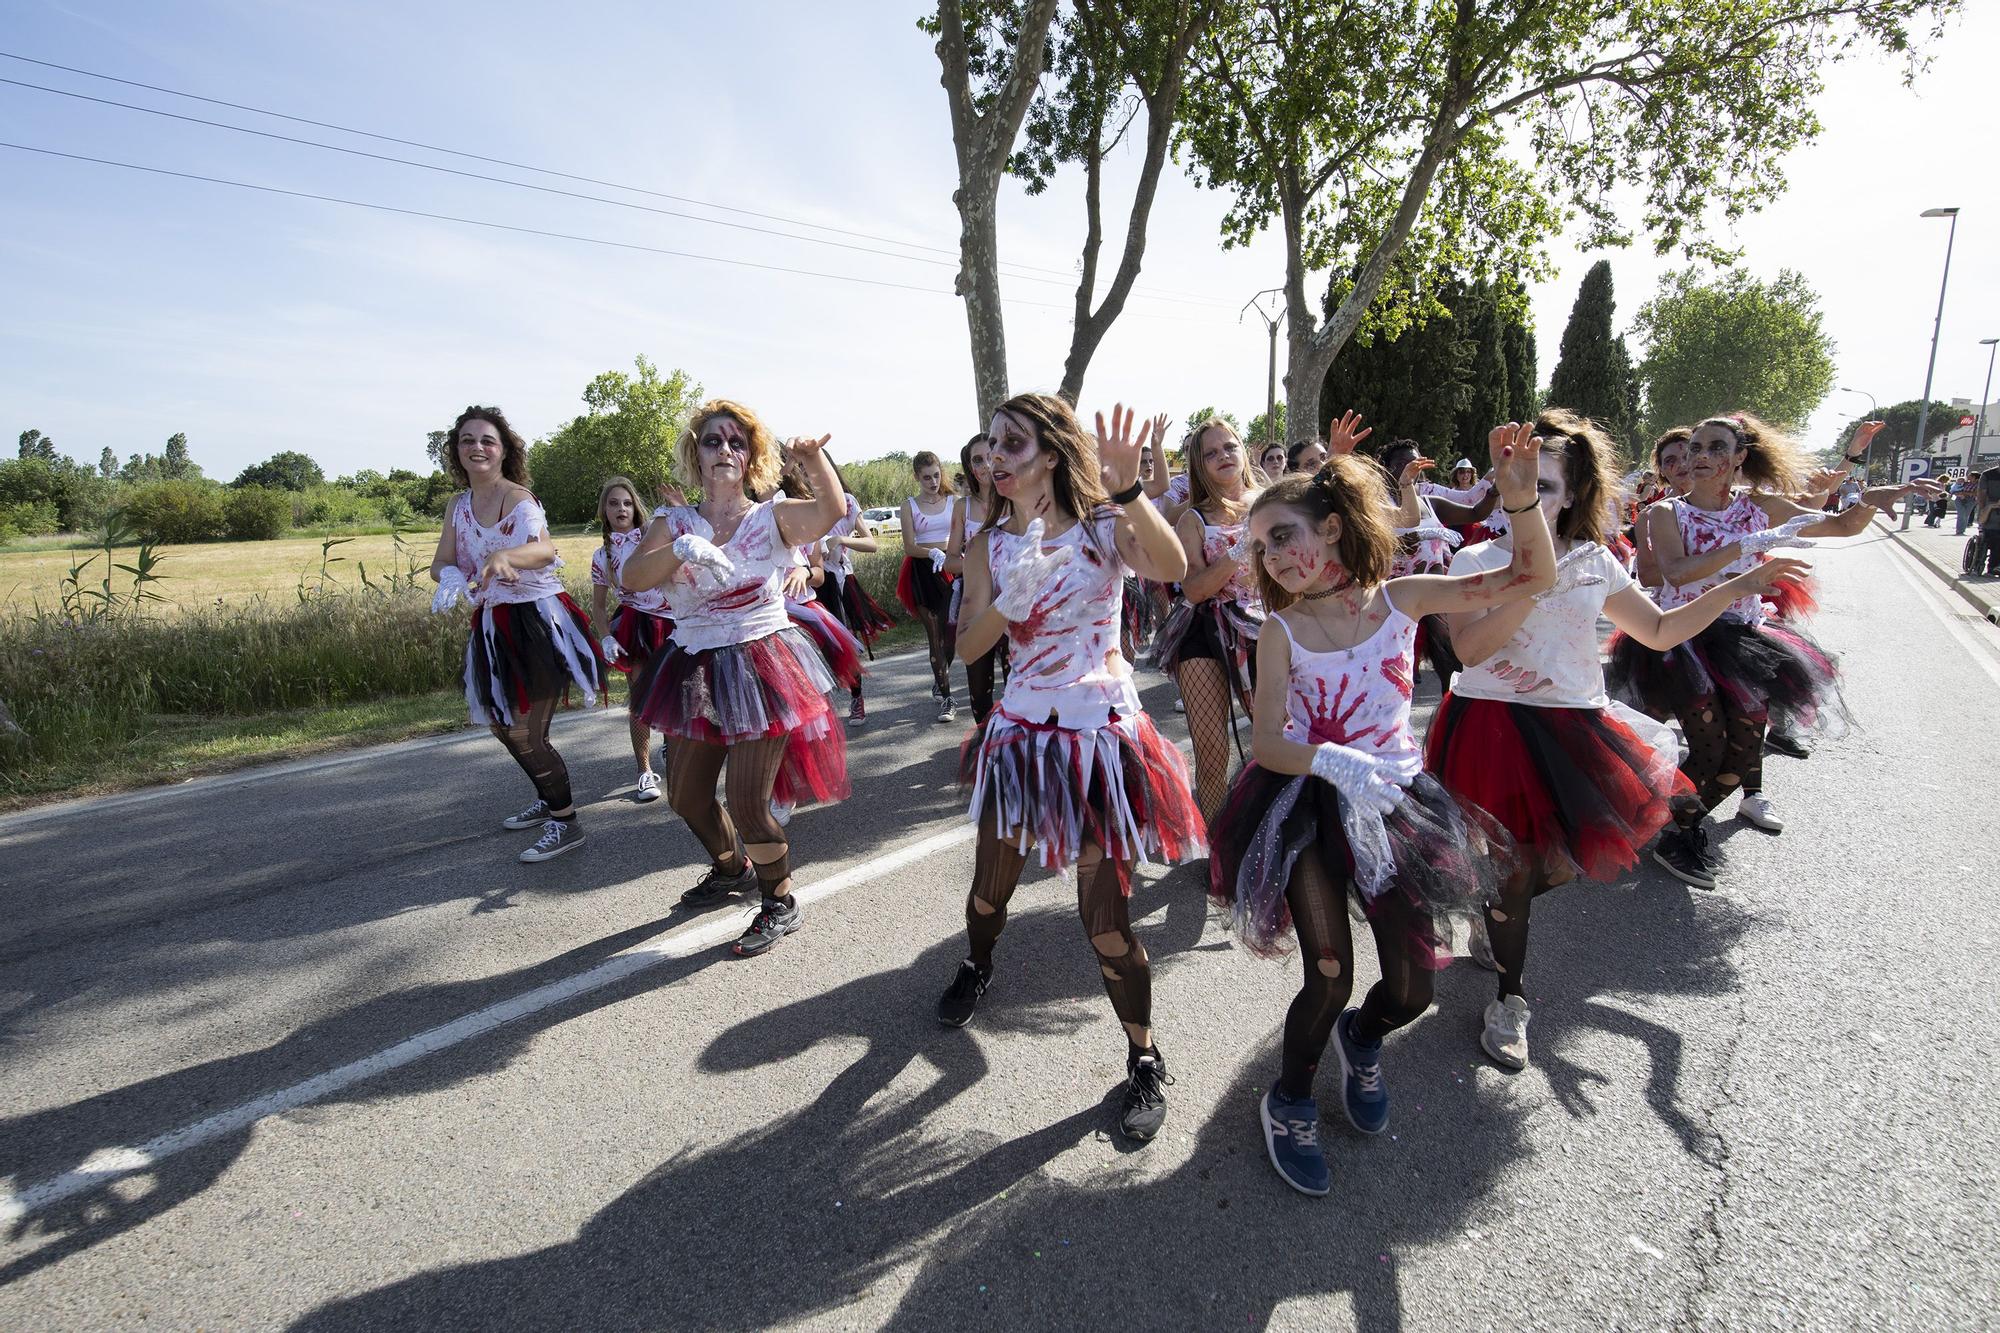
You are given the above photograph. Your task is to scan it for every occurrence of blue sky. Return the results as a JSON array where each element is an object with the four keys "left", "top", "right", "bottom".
[{"left": 3, "top": 1, "right": 1996, "bottom": 482}]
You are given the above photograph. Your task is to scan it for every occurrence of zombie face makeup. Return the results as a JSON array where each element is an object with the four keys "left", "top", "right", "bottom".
[
  {"left": 457, "top": 419, "right": 505, "bottom": 482},
  {"left": 696, "top": 414, "right": 751, "bottom": 491},
  {"left": 985, "top": 409, "right": 1050, "bottom": 501},
  {"left": 1686, "top": 423, "right": 1744, "bottom": 482},
  {"left": 969, "top": 437, "right": 993, "bottom": 490},
  {"left": 1197, "top": 425, "right": 1245, "bottom": 491},
  {"left": 1532, "top": 450, "right": 1571, "bottom": 534},
  {"left": 916, "top": 463, "right": 943, "bottom": 496},
  {"left": 602, "top": 486, "right": 639, "bottom": 533},
  {"left": 1657, "top": 441, "right": 1693, "bottom": 492},
  {"left": 1291, "top": 441, "right": 1328, "bottom": 473},
  {"left": 1250, "top": 501, "right": 1341, "bottom": 596},
  {"left": 1261, "top": 445, "right": 1287, "bottom": 476}
]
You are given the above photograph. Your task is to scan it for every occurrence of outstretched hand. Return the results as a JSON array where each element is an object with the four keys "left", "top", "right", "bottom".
[
  {"left": 1487, "top": 422, "right": 1543, "bottom": 509},
  {"left": 993, "top": 518, "right": 1075, "bottom": 621},
  {"left": 788, "top": 433, "right": 833, "bottom": 459},
  {"left": 657, "top": 482, "right": 688, "bottom": 509},
  {"left": 1093, "top": 403, "right": 1145, "bottom": 494},
  {"left": 1326, "top": 410, "right": 1372, "bottom": 457},
  {"left": 1738, "top": 513, "right": 1817, "bottom": 557},
  {"left": 1749, "top": 556, "right": 1812, "bottom": 590}
]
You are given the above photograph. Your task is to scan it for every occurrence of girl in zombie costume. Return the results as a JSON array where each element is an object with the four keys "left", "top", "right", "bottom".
[
  {"left": 900, "top": 451, "right": 960, "bottom": 721},
  {"left": 589, "top": 475, "right": 673, "bottom": 803},
  {"left": 429, "top": 405, "right": 607, "bottom": 863},
  {"left": 814, "top": 461, "right": 894, "bottom": 727},
  {"left": 1376, "top": 438, "right": 1497, "bottom": 693},
  {"left": 1606, "top": 412, "right": 1939, "bottom": 885},
  {"left": 935, "top": 396, "right": 1202, "bottom": 1145},
  {"left": 772, "top": 449, "right": 867, "bottom": 714},
  {"left": 1209, "top": 427, "right": 1552, "bottom": 1198},
  {"left": 623, "top": 400, "right": 852, "bottom": 957},
  {"left": 946, "top": 432, "right": 1010, "bottom": 725},
  {"left": 1427, "top": 411, "right": 1807, "bottom": 1068}
]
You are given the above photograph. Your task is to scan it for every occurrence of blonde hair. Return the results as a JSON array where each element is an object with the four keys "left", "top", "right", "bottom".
[
  {"left": 1248, "top": 457, "right": 1398, "bottom": 612},
  {"left": 676, "top": 399, "right": 782, "bottom": 499},
  {"left": 1184, "top": 417, "right": 1257, "bottom": 520},
  {"left": 1699, "top": 411, "right": 1808, "bottom": 494}
]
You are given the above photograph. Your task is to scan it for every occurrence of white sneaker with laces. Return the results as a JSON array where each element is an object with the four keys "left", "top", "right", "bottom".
[
  {"left": 519, "top": 818, "right": 584, "bottom": 863},
  {"left": 634, "top": 771, "right": 662, "bottom": 803},
  {"left": 1737, "top": 793, "right": 1783, "bottom": 833},
  {"left": 1481, "top": 995, "right": 1530, "bottom": 1070}
]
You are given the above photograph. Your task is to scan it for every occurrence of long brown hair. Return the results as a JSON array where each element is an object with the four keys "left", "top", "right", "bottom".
[
  {"left": 596, "top": 475, "right": 640, "bottom": 556},
  {"left": 675, "top": 399, "right": 782, "bottom": 499},
  {"left": 958, "top": 432, "right": 989, "bottom": 504},
  {"left": 1184, "top": 417, "right": 1254, "bottom": 521},
  {"left": 1651, "top": 426, "right": 1692, "bottom": 466},
  {"left": 1699, "top": 411, "right": 1807, "bottom": 494},
  {"left": 1535, "top": 407, "right": 1618, "bottom": 545},
  {"left": 1248, "top": 457, "right": 1398, "bottom": 612},
  {"left": 912, "top": 449, "right": 958, "bottom": 498},
  {"left": 445, "top": 405, "right": 532, "bottom": 489},
  {"left": 984, "top": 392, "right": 1112, "bottom": 545}
]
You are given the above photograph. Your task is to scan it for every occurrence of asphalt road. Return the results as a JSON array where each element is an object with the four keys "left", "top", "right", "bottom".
[{"left": 3, "top": 528, "right": 1997, "bottom": 1331}]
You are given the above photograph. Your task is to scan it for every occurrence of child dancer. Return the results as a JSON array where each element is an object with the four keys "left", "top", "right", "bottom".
[
  {"left": 1427, "top": 411, "right": 1807, "bottom": 1067},
  {"left": 900, "top": 451, "right": 959, "bottom": 721},
  {"left": 937, "top": 397, "right": 1202, "bottom": 1143},
  {"left": 429, "top": 406, "right": 606, "bottom": 862},
  {"left": 1210, "top": 426, "right": 1552, "bottom": 1197},
  {"left": 589, "top": 476, "right": 672, "bottom": 802},
  {"left": 622, "top": 401, "right": 851, "bottom": 955}
]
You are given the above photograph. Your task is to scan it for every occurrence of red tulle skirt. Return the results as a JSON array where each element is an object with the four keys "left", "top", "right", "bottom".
[
  {"left": 1763, "top": 573, "right": 1820, "bottom": 622},
  {"left": 897, "top": 556, "right": 955, "bottom": 618},
  {"left": 608, "top": 604, "right": 673, "bottom": 676},
  {"left": 1426, "top": 694, "right": 1692, "bottom": 883},
  {"left": 464, "top": 592, "right": 605, "bottom": 726},
  {"left": 818, "top": 570, "right": 893, "bottom": 647},
  {"left": 786, "top": 596, "right": 865, "bottom": 691}
]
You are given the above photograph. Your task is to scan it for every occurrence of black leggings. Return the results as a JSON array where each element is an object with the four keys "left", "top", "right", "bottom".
[
  {"left": 667, "top": 734, "right": 795, "bottom": 898},
  {"left": 962, "top": 812, "right": 1152, "bottom": 1048},
  {"left": 965, "top": 641, "right": 1008, "bottom": 725},
  {"left": 1673, "top": 692, "right": 1764, "bottom": 814},
  {"left": 917, "top": 606, "right": 954, "bottom": 701},
  {"left": 1277, "top": 846, "right": 1434, "bottom": 1099},
  {"left": 490, "top": 694, "right": 572, "bottom": 813}
]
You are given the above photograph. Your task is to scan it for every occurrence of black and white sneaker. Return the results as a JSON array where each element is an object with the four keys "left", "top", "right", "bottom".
[
  {"left": 1652, "top": 828, "right": 1716, "bottom": 890},
  {"left": 502, "top": 799, "right": 550, "bottom": 831},
  {"left": 1763, "top": 728, "right": 1810, "bottom": 760},
  {"left": 733, "top": 897, "right": 801, "bottom": 956},
  {"left": 518, "top": 818, "right": 583, "bottom": 863},
  {"left": 936, "top": 960, "right": 991, "bottom": 1027},
  {"left": 679, "top": 857, "right": 758, "bottom": 907},
  {"left": 1118, "top": 1046, "right": 1173, "bottom": 1142}
]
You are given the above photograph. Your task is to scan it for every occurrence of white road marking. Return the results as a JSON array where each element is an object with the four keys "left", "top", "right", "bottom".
[
  {"left": 1879, "top": 536, "right": 2000, "bottom": 689},
  {"left": 0, "top": 820, "right": 976, "bottom": 1225}
]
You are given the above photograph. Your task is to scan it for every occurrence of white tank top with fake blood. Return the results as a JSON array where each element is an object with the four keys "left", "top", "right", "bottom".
[
  {"left": 1197, "top": 513, "right": 1264, "bottom": 609},
  {"left": 1272, "top": 594, "right": 1419, "bottom": 759},
  {"left": 1391, "top": 496, "right": 1453, "bottom": 576},
  {"left": 823, "top": 495, "right": 863, "bottom": 576},
  {"left": 451, "top": 492, "right": 565, "bottom": 605},
  {"left": 987, "top": 507, "right": 1137, "bottom": 729},
  {"left": 590, "top": 527, "right": 669, "bottom": 615},
  {"left": 908, "top": 497, "right": 953, "bottom": 548},
  {"left": 1659, "top": 492, "right": 1767, "bottom": 623},
  {"left": 652, "top": 499, "right": 793, "bottom": 652}
]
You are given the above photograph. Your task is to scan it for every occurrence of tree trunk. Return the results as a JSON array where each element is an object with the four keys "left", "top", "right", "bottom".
[{"left": 954, "top": 180, "right": 1012, "bottom": 422}]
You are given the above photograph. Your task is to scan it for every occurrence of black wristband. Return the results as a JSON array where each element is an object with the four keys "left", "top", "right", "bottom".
[
  {"left": 1110, "top": 479, "right": 1145, "bottom": 505},
  {"left": 1502, "top": 498, "right": 1540, "bottom": 514},
  {"left": 1844, "top": 454, "right": 1867, "bottom": 466}
]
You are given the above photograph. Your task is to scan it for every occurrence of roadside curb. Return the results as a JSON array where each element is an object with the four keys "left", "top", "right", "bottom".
[{"left": 1874, "top": 516, "right": 2000, "bottom": 625}]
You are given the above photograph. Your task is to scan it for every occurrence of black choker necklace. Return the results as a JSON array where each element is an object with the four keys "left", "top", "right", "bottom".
[{"left": 1300, "top": 583, "right": 1349, "bottom": 601}]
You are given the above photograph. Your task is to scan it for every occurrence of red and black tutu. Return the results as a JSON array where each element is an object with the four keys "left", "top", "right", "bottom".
[
  {"left": 1763, "top": 573, "right": 1820, "bottom": 623},
  {"left": 785, "top": 595, "right": 865, "bottom": 692},
  {"left": 896, "top": 556, "right": 955, "bottom": 619},
  {"left": 631, "top": 626, "right": 850, "bottom": 806},
  {"left": 606, "top": 604, "right": 673, "bottom": 676},
  {"left": 1207, "top": 762, "right": 1513, "bottom": 966},
  {"left": 1606, "top": 614, "right": 1850, "bottom": 737},
  {"left": 1150, "top": 596, "right": 1262, "bottom": 699},
  {"left": 464, "top": 592, "right": 605, "bottom": 726},
  {"left": 817, "top": 570, "right": 893, "bottom": 650},
  {"left": 1426, "top": 695, "right": 1692, "bottom": 883},
  {"left": 959, "top": 708, "right": 1205, "bottom": 879}
]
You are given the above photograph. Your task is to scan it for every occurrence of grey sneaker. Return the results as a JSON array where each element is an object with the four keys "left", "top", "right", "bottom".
[
  {"left": 1466, "top": 914, "right": 1497, "bottom": 971},
  {"left": 519, "top": 818, "right": 583, "bottom": 863},
  {"left": 680, "top": 856, "right": 757, "bottom": 907},
  {"left": 502, "top": 798, "right": 550, "bottom": 831},
  {"left": 1481, "top": 995, "right": 1531, "bottom": 1070},
  {"left": 734, "top": 896, "right": 802, "bottom": 956}
]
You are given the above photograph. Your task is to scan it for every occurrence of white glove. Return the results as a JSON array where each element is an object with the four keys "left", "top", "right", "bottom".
[
  {"left": 1397, "top": 522, "right": 1460, "bottom": 548},
  {"left": 672, "top": 533, "right": 736, "bottom": 589},
  {"left": 1310, "top": 742, "right": 1419, "bottom": 817},
  {"left": 993, "top": 519, "right": 1075, "bottom": 621},
  {"left": 928, "top": 547, "right": 948, "bottom": 573},
  {"left": 1738, "top": 514, "right": 1817, "bottom": 557},
  {"left": 1224, "top": 527, "right": 1254, "bottom": 567},
  {"left": 1534, "top": 556, "right": 1607, "bottom": 603},
  {"left": 431, "top": 566, "right": 468, "bottom": 614},
  {"left": 600, "top": 634, "right": 624, "bottom": 663}
]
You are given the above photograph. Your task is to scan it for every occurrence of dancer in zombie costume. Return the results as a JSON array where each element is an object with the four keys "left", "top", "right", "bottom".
[
  {"left": 1209, "top": 426, "right": 1552, "bottom": 1198},
  {"left": 772, "top": 448, "right": 866, "bottom": 716},
  {"left": 946, "top": 432, "right": 1009, "bottom": 725},
  {"left": 899, "top": 451, "right": 960, "bottom": 721},
  {"left": 1607, "top": 412, "right": 1941, "bottom": 886},
  {"left": 623, "top": 401, "right": 852, "bottom": 956},
  {"left": 936, "top": 397, "right": 1202, "bottom": 1144},
  {"left": 589, "top": 475, "right": 673, "bottom": 803},
  {"left": 814, "top": 461, "right": 894, "bottom": 727},
  {"left": 1428, "top": 411, "right": 1807, "bottom": 1068},
  {"left": 429, "top": 405, "right": 606, "bottom": 863}
]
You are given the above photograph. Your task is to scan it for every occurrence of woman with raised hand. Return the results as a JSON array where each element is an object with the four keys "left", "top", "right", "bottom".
[
  {"left": 589, "top": 475, "right": 673, "bottom": 803},
  {"left": 429, "top": 406, "right": 606, "bottom": 863},
  {"left": 622, "top": 401, "right": 851, "bottom": 957},
  {"left": 945, "top": 432, "right": 1007, "bottom": 724},
  {"left": 899, "top": 450, "right": 960, "bottom": 722},
  {"left": 936, "top": 396, "right": 1201, "bottom": 1145},
  {"left": 814, "top": 459, "right": 893, "bottom": 727}
]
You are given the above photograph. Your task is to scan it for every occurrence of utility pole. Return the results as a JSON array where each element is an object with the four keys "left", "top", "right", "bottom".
[
  {"left": 1241, "top": 288, "right": 1285, "bottom": 444},
  {"left": 1906, "top": 207, "right": 1961, "bottom": 529}
]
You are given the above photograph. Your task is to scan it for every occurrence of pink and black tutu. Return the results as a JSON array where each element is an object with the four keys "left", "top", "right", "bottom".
[
  {"left": 631, "top": 625, "right": 850, "bottom": 806},
  {"left": 818, "top": 572, "right": 893, "bottom": 650},
  {"left": 897, "top": 556, "right": 954, "bottom": 619},
  {"left": 1427, "top": 695, "right": 1692, "bottom": 883},
  {"left": 1150, "top": 596, "right": 1261, "bottom": 698},
  {"left": 1207, "top": 763, "right": 1513, "bottom": 966},
  {"left": 1605, "top": 615, "right": 1850, "bottom": 737},
  {"left": 464, "top": 593, "right": 605, "bottom": 726},
  {"left": 607, "top": 604, "right": 673, "bottom": 675},
  {"left": 786, "top": 595, "right": 865, "bottom": 692},
  {"left": 958, "top": 708, "right": 1205, "bottom": 879}
]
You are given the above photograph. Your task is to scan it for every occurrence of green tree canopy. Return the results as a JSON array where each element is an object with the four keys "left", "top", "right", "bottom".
[
  {"left": 1634, "top": 268, "right": 1836, "bottom": 434},
  {"left": 527, "top": 356, "right": 703, "bottom": 523},
  {"left": 18, "top": 429, "right": 56, "bottom": 462},
  {"left": 1547, "top": 260, "right": 1636, "bottom": 446},
  {"left": 98, "top": 446, "right": 116, "bottom": 479},
  {"left": 234, "top": 450, "right": 327, "bottom": 492}
]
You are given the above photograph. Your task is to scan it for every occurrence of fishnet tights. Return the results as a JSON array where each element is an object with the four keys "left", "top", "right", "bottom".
[
  {"left": 490, "top": 695, "right": 572, "bottom": 813},
  {"left": 667, "top": 734, "right": 795, "bottom": 895},
  {"left": 1176, "top": 657, "right": 1239, "bottom": 826}
]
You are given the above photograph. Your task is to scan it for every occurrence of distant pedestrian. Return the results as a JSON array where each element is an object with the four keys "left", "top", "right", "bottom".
[
  {"left": 1954, "top": 473, "right": 1978, "bottom": 535},
  {"left": 1979, "top": 469, "right": 2000, "bottom": 576}
]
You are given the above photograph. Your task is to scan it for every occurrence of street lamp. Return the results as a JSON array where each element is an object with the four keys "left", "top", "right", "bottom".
[
  {"left": 1905, "top": 206, "right": 1961, "bottom": 529},
  {"left": 1973, "top": 338, "right": 1999, "bottom": 474},
  {"left": 1240, "top": 288, "right": 1285, "bottom": 445},
  {"left": 1837, "top": 386, "right": 1877, "bottom": 480}
]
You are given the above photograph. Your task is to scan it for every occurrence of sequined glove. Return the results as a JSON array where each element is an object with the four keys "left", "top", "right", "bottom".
[
  {"left": 1737, "top": 514, "right": 1817, "bottom": 557},
  {"left": 672, "top": 533, "right": 736, "bottom": 588},
  {"left": 600, "top": 634, "right": 625, "bottom": 663},
  {"left": 431, "top": 566, "right": 469, "bottom": 614},
  {"left": 993, "top": 519, "right": 1075, "bottom": 621},
  {"left": 1310, "top": 742, "right": 1419, "bottom": 817}
]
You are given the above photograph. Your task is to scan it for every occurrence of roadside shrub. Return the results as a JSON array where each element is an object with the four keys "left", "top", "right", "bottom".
[
  {"left": 1, "top": 500, "right": 60, "bottom": 537},
  {"left": 124, "top": 480, "right": 226, "bottom": 543},
  {"left": 292, "top": 484, "right": 382, "bottom": 529},
  {"left": 224, "top": 486, "right": 293, "bottom": 541}
]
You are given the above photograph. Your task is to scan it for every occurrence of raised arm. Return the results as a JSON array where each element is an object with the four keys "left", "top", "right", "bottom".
[
  {"left": 1098, "top": 403, "right": 1188, "bottom": 584},
  {"left": 1604, "top": 558, "right": 1810, "bottom": 651},
  {"left": 1393, "top": 425, "right": 1555, "bottom": 619},
  {"left": 773, "top": 434, "right": 845, "bottom": 548}
]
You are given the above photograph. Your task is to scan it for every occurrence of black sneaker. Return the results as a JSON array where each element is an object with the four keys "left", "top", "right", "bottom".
[
  {"left": 680, "top": 857, "right": 757, "bottom": 907},
  {"left": 1118, "top": 1046, "right": 1173, "bottom": 1142},
  {"left": 1689, "top": 820, "right": 1725, "bottom": 871},
  {"left": 1652, "top": 828, "right": 1716, "bottom": 890},
  {"left": 1763, "top": 728, "right": 1811, "bottom": 759},
  {"left": 733, "top": 896, "right": 801, "bottom": 956},
  {"left": 501, "top": 798, "right": 550, "bottom": 831},
  {"left": 936, "top": 960, "right": 991, "bottom": 1027}
]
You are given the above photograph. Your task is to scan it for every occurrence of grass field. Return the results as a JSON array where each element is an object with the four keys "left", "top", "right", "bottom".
[{"left": 0, "top": 530, "right": 449, "bottom": 612}]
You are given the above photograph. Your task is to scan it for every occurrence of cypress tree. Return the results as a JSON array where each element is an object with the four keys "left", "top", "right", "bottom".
[
  {"left": 1502, "top": 299, "right": 1537, "bottom": 424},
  {"left": 1547, "top": 260, "right": 1631, "bottom": 440},
  {"left": 1451, "top": 284, "right": 1507, "bottom": 473}
]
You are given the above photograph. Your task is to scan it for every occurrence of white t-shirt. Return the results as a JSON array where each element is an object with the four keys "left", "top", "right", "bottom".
[{"left": 1446, "top": 540, "right": 1632, "bottom": 709}]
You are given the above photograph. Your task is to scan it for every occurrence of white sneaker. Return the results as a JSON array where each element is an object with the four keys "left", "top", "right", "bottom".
[
  {"left": 770, "top": 799, "right": 794, "bottom": 828},
  {"left": 1466, "top": 914, "right": 1497, "bottom": 971},
  {"left": 1737, "top": 793, "right": 1783, "bottom": 833},
  {"left": 937, "top": 701, "right": 956, "bottom": 724},
  {"left": 1480, "top": 996, "right": 1530, "bottom": 1070},
  {"left": 1173, "top": 697, "right": 1185, "bottom": 713},
  {"left": 634, "top": 771, "right": 661, "bottom": 803}
]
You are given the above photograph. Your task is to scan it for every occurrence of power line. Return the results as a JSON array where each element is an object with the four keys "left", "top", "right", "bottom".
[
  {"left": 0, "top": 48, "right": 1237, "bottom": 308},
  {"left": 0, "top": 140, "right": 1234, "bottom": 327}
]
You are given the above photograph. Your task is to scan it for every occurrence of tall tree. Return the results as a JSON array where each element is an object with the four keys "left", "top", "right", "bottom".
[
  {"left": 1501, "top": 291, "right": 1538, "bottom": 424},
  {"left": 1831, "top": 400, "right": 1957, "bottom": 481},
  {"left": 99, "top": 446, "right": 116, "bottom": 479},
  {"left": 234, "top": 451, "right": 326, "bottom": 492},
  {"left": 161, "top": 432, "right": 200, "bottom": 481},
  {"left": 1319, "top": 272, "right": 1474, "bottom": 452},
  {"left": 527, "top": 356, "right": 703, "bottom": 522},
  {"left": 1633, "top": 267, "right": 1837, "bottom": 433},
  {"left": 425, "top": 430, "right": 453, "bottom": 473},
  {"left": 927, "top": 0, "right": 1063, "bottom": 422},
  {"left": 1180, "top": 0, "right": 1955, "bottom": 444},
  {"left": 1452, "top": 284, "right": 1509, "bottom": 471},
  {"left": 1547, "top": 261, "right": 1634, "bottom": 439},
  {"left": 17, "top": 429, "right": 56, "bottom": 462}
]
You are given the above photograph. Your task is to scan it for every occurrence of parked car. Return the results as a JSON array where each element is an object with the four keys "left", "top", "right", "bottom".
[{"left": 861, "top": 506, "right": 901, "bottom": 537}]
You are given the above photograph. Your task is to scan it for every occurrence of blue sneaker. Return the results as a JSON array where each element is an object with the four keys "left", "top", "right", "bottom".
[
  {"left": 1260, "top": 1084, "right": 1330, "bottom": 1196},
  {"left": 1334, "top": 1009, "right": 1390, "bottom": 1135}
]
